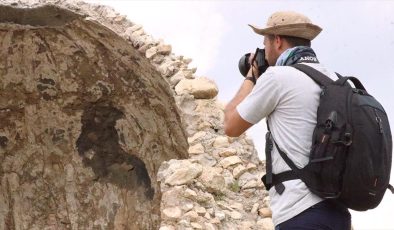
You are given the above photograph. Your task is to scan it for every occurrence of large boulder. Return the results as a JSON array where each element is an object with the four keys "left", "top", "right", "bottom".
[{"left": 0, "top": 1, "right": 188, "bottom": 229}]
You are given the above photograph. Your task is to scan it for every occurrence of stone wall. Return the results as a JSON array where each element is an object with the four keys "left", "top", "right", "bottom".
[{"left": 0, "top": 1, "right": 273, "bottom": 229}]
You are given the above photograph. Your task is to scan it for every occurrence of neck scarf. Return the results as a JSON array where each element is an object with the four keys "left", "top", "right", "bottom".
[{"left": 275, "top": 46, "right": 319, "bottom": 66}]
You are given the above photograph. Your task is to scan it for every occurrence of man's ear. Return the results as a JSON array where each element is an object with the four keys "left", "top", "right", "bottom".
[{"left": 275, "top": 35, "right": 283, "bottom": 49}]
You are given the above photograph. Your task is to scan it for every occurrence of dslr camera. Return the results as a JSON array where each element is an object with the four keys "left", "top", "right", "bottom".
[{"left": 238, "top": 48, "right": 269, "bottom": 77}]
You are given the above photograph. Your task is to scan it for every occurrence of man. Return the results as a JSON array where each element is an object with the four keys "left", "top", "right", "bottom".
[{"left": 224, "top": 11, "right": 351, "bottom": 229}]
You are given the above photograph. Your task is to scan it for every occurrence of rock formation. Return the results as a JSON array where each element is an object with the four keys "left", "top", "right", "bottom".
[{"left": 0, "top": 1, "right": 273, "bottom": 229}]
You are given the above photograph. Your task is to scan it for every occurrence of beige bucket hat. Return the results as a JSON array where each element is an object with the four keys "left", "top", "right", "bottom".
[{"left": 249, "top": 11, "right": 322, "bottom": 40}]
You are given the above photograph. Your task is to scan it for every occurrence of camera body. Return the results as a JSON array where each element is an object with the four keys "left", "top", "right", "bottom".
[{"left": 238, "top": 48, "right": 269, "bottom": 77}]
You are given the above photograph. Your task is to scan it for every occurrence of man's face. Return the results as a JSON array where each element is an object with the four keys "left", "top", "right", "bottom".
[{"left": 263, "top": 35, "right": 279, "bottom": 66}]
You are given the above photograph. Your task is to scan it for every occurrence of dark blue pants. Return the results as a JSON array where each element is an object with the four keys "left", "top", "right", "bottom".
[{"left": 275, "top": 200, "right": 351, "bottom": 230}]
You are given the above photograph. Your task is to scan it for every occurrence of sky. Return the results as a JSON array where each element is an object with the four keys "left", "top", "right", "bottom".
[{"left": 86, "top": 1, "right": 394, "bottom": 229}]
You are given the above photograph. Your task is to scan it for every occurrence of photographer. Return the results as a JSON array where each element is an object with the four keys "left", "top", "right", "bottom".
[{"left": 224, "top": 11, "right": 351, "bottom": 229}]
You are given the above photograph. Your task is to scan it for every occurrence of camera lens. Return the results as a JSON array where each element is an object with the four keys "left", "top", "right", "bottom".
[{"left": 238, "top": 53, "right": 251, "bottom": 77}]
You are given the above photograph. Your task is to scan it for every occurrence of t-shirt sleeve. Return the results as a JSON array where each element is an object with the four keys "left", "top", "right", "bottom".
[{"left": 236, "top": 69, "right": 282, "bottom": 124}]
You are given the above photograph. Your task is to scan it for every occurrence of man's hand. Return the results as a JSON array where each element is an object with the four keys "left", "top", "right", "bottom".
[{"left": 248, "top": 52, "right": 260, "bottom": 79}]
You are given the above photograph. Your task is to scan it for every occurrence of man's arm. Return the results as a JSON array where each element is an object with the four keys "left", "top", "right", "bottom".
[
  {"left": 224, "top": 64, "right": 259, "bottom": 137},
  {"left": 224, "top": 79, "right": 254, "bottom": 137}
]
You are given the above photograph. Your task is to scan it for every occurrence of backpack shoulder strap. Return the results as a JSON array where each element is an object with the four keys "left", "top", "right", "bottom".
[{"left": 292, "top": 63, "right": 334, "bottom": 86}]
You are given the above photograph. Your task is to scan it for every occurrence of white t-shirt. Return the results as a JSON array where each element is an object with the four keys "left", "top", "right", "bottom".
[{"left": 237, "top": 63, "right": 338, "bottom": 226}]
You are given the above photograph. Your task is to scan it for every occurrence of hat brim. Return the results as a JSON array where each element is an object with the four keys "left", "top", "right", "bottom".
[{"left": 248, "top": 23, "right": 322, "bottom": 40}]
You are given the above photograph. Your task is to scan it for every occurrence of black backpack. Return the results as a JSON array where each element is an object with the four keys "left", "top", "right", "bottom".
[{"left": 262, "top": 64, "right": 393, "bottom": 211}]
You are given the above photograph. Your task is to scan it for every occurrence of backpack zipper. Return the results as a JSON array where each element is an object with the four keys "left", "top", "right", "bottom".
[{"left": 373, "top": 109, "right": 384, "bottom": 134}]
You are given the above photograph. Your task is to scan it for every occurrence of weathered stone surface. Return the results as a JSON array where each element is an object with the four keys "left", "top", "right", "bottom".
[
  {"left": 0, "top": 1, "right": 189, "bottom": 229},
  {"left": 175, "top": 77, "right": 218, "bottom": 99}
]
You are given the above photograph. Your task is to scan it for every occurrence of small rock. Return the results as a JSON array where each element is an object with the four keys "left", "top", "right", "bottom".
[
  {"left": 198, "top": 167, "right": 225, "bottom": 194},
  {"left": 240, "top": 221, "right": 255, "bottom": 229},
  {"left": 238, "top": 172, "right": 257, "bottom": 187},
  {"left": 241, "top": 180, "right": 259, "bottom": 189},
  {"left": 188, "top": 143, "right": 205, "bottom": 155},
  {"left": 230, "top": 211, "right": 243, "bottom": 220},
  {"left": 159, "top": 226, "right": 176, "bottom": 230},
  {"left": 190, "top": 222, "right": 203, "bottom": 229},
  {"left": 251, "top": 203, "right": 259, "bottom": 214},
  {"left": 230, "top": 202, "right": 244, "bottom": 211},
  {"left": 159, "top": 62, "right": 176, "bottom": 77},
  {"left": 170, "top": 71, "right": 186, "bottom": 86},
  {"left": 183, "top": 210, "right": 199, "bottom": 220},
  {"left": 263, "top": 196, "right": 270, "bottom": 207},
  {"left": 175, "top": 77, "right": 218, "bottom": 99},
  {"left": 219, "top": 156, "right": 242, "bottom": 169},
  {"left": 157, "top": 44, "right": 172, "bottom": 55},
  {"left": 246, "top": 163, "right": 257, "bottom": 171},
  {"left": 218, "top": 148, "right": 237, "bottom": 157},
  {"left": 188, "top": 131, "right": 207, "bottom": 143},
  {"left": 183, "top": 69, "right": 195, "bottom": 79},
  {"left": 129, "top": 24, "right": 143, "bottom": 32},
  {"left": 178, "top": 219, "right": 190, "bottom": 226},
  {"left": 182, "top": 203, "right": 194, "bottom": 212},
  {"left": 258, "top": 208, "right": 272, "bottom": 218},
  {"left": 195, "top": 206, "right": 206, "bottom": 215},
  {"left": 210, "top": 217, "right": 221, "bottom": 224},
  {"left": 204, "top": 223, "right": 216, "bottom": 230},
  {"left": 184, "top": 188, "right": 197, "bottom": 199},
  {"left": 131, "top": 29, "right": 144, "bottom": 36},
  {"left": 145, "top": 46, "right": 158, "bottom": 59},
  {"left": 214, "top": 211, "right": 226, "bottom": 221},
  {"left": 192, "top": 153, "right": 217, "bottom": 167},
  {"left": 162, "top": 207, "right": 182, "bottom": 220},
  {"left": 213, "top": 136, "right": 229, "bottom": 148},
  {"left": 164, "top": 162, "right": 203, "bottom": 186},
  {"left": 233, "top": 165, "right": 247, "bottom": 179},
  {"left": 256, "top": 218, "right": 274, "bottom": 230}
]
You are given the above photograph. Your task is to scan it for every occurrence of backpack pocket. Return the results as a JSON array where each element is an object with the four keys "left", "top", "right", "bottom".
[{"left": 305, "top": 125, "right": 347, "bottom": 197}]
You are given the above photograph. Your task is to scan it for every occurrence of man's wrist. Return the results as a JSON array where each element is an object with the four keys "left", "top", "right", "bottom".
[{"left": 244, "top": 76, "right": 256, "bottom": 85}]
